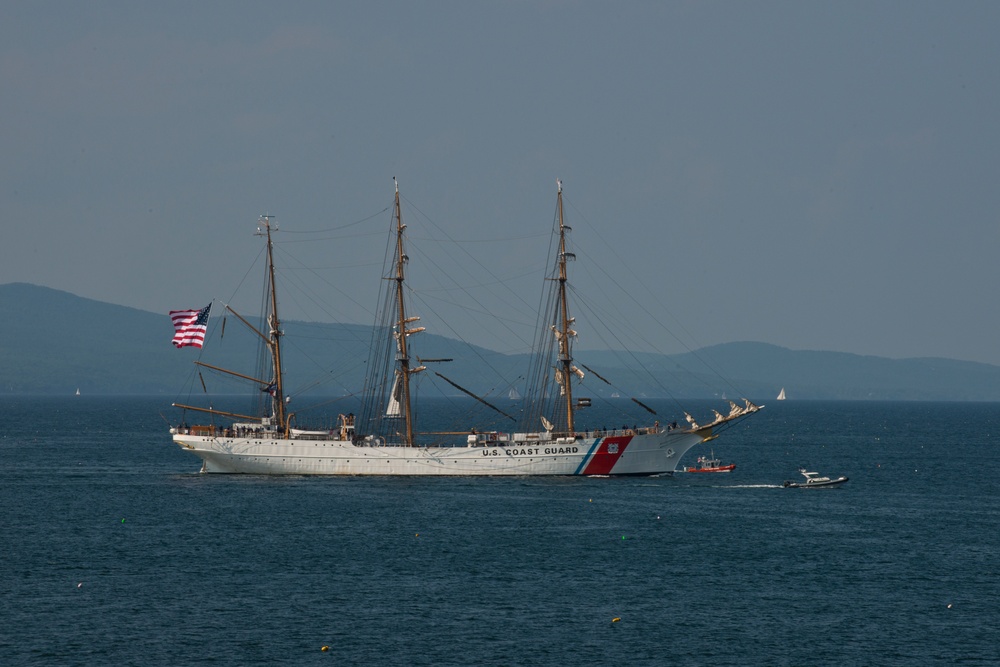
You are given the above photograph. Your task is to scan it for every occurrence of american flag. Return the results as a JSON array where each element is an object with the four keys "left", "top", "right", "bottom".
[{"left": 170, "top": 304, "right": 212, "bottom": 348}]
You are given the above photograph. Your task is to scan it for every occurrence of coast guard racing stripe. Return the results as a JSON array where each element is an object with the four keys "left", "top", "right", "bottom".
[{"left": 579, "top": 435, "right": 633, "bottom": 475}]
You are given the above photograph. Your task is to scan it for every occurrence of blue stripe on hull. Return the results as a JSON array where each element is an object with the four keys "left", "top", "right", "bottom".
[{"left": 574, "top": 438, "right": 602, "bottom": 475}]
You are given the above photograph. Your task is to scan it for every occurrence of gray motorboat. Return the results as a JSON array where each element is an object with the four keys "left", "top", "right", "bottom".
[{"left": 783, "top": 469, "right": 848, "bottom": 488}]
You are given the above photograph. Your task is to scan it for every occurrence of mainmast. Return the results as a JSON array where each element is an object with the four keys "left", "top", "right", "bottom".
[
  {"left": 554, "top": 180, "right": 578, "bottom": 435},
  {"left": 391, "top": 179, "right": 425, "bottom": 445},
  {"left": 258, "top": 215, "right": 287, "bottom": 431}
]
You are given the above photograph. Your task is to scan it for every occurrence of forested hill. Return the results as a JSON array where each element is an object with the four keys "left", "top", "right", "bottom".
[{"left": 3, "top": 282, "right": 1000, "bottom": 401}]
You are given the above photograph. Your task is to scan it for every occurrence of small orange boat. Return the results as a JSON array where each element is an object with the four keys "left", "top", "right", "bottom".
[{"left": 684, "top": 452, "right": 736, "bottom": 473}]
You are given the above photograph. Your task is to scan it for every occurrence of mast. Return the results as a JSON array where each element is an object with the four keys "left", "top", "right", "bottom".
[
  {"left": 258, "top": 215, "right": 287, "bottom": 431},
  {"left": 555, "top": 180, "right": 576, "bottom": 435},
  {"left": 391, "top": 179, "right": 425, "bottom": 445}
]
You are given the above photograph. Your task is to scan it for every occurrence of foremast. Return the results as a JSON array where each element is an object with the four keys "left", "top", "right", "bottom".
[{"left": 553, "top": 180, "right": 579, "bottom": 436}]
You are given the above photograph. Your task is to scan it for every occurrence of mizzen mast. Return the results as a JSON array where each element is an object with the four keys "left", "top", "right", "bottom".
[
  {"left": 391, "top": 179, "right": 426, "bottom": 445},
  {"left": 257, "top": 214, "right": 287, "bottom": 432}
]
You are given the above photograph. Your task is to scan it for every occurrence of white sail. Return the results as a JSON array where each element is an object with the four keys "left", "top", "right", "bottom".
[
  {"left": 386, "top": 372, "right": 403, "bottom": 417},
  {"left": 777, "top": 388, "right": 786, "bottom": 400}
]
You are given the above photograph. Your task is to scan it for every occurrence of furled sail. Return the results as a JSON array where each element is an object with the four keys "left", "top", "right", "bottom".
[{"left": 386, "top": 372, "right": 402, "bottom": 418}]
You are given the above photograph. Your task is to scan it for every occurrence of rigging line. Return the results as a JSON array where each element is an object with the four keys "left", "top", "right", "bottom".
[
  {"left": 394, "top": 230, "right": 537, "bottom": 363},
  {"left": 221, "top": 244, "right": 268, "bottom": 326},
  {"left": 522, "top": 201, "right": 563, "bottom": 403},
  {"left": 566, "top": 292, "right": 678, "bottom": 404},
  {"left": 411, "top": 265, "right": 547, "bottom": 293},
  {"left": 569, "top": 243, "right": 684, "bottom": 355},
  {"left": 398, "top": 193, "right": 540, "bottom": 315},
  {"left": 270, "top": 244, "right": 378, "bottom": 323},
  {"left": 564, "top": 198, "right": 744, "bottom": 395},
  {"left": 523, "top": 319, "right": 560, "bottom": 422},
  {"left": 280, "top": 260, "right": 383, "bottom": 271},
  {"left": 433, "top": 373, "right": 516, "bottom": 421},
  {"left": 576, "top": 359, "right": 661, "bottom": 418},
  {"left": 570, "top": 280, "right": 725, "bottom": 400},
  {"left": 296, "top": 393, "right": 362, "bottom": 414},
  {"left": 414, "top": 290, "right": 537, "bottom": 332},
  {"left": 402, "top": 286, "right": 522, "bottom": 386},
  {"left": 408, "top": 231, "right": 550, "bottom": 244},
  {"left": 631, "top": 397, "right": 657, "bottom": 415},
  {"left": 575, "top": 389, "right": 657, "bottom": 426},
  {"left": 286, "top": 382, "right": 354, "bottom": 413},
  {"left": 402, "top": 276, "right": 534, "bottom": 355},
  {"left": 275, "top": 207, "right": 392, "bottom": 234},
  {"left": 568, "top": 285, "right": 658, "bottom": 362},
  {"left": 563, "top": 198, "right": 700, "bottom": 350},
  {"left": 276, "top": 331, "right": 367, "bottom": 396},
  {"left": 278, "top": 230, "right": 385, "bottom": 244},
  {"left": 567, "top": 285, "right": 690, "bottom": 405},
  {"left": 557, "top": 231, "right": 717, "bottom": 399},
  {"left": 580, "top": 364, "right": 612, "bottom": 385},
  {"left": 402, "top": 261, "right": 537, "bottom": 349},
  {"left": 416, "top": 381, "right": 506, "bottom": 433},
  {"left": 581, "top": 274, "right": 696, "bottom": 389},
  {"left": 359, "top": 211, "right": 400, "bottom": 420}
]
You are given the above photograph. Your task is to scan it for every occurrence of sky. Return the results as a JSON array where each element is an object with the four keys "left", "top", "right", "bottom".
[{"left": 3, "top": 1, "right": 999, "bottom": 365}]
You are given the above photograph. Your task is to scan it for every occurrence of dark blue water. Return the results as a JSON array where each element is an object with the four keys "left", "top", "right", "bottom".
[{"left": 2, "top": 397, "right": 998, "bottom": 666}]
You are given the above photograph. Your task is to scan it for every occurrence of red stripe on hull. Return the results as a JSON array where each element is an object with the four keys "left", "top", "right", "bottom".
[{"left": 582, "top": 435, "right": 633, "bottom": 475}]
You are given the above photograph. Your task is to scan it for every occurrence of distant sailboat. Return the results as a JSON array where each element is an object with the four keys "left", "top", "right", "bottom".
[
  {"left": 75, "top": 388, "right": 81, "bottom": 396},
  {"left": 777, "top": 388, "right": 786, "bottom": 400},
  {"left": 508, "top": 387, "right": 521, "bottom": 400}
]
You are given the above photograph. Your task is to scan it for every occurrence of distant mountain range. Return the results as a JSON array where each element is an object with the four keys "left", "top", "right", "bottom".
[{"left": 3, "top": 282, "right": 999, "bottom": 401}]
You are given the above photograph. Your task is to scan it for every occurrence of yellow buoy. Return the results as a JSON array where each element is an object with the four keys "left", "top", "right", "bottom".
[
  {"left": 612, "top": 617, "right": 621, "bottom": 623},
  {"left": 321, "top": 645, "right": 330, "bottom": 652}
]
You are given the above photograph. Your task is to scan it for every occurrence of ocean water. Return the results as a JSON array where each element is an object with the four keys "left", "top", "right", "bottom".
[{"left": 1, "top": 397, "right": 998, "bottom": 666}]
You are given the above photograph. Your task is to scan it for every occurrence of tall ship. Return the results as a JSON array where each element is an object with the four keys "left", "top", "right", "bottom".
[{"left": 170, "top": 180, "right": 760, "bottom": 475}]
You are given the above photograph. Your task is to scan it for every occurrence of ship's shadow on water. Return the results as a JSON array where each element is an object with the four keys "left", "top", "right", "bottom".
[{"left": 1, "top": 397, "right": 998, "bottom": 666}]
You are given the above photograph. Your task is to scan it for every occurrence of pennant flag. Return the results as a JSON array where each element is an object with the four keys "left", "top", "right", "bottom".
[{"left": 170, "top": 303, "right": 212, "bottom": 348}]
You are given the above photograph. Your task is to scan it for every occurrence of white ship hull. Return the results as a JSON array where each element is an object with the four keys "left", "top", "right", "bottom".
[
  {"left": 168, "top": 186, "right": 761, "bottom": 476},
  {"left": 172, "top": 427, "right": 711, "bottom": 476}
]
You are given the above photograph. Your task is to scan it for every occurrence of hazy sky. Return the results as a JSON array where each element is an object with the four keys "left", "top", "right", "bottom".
[{"left": 3, "top": 1, "right": 999, "bottom": 365}]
